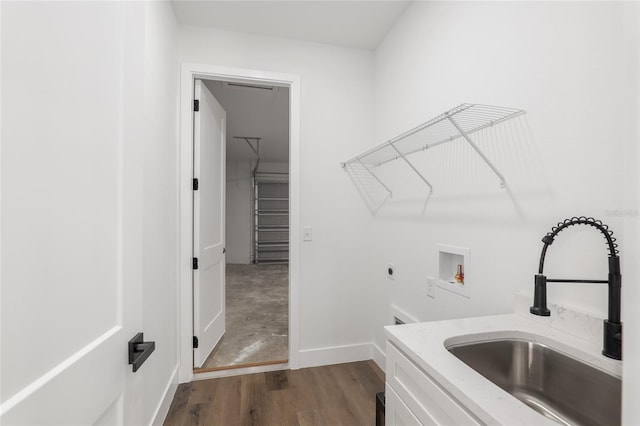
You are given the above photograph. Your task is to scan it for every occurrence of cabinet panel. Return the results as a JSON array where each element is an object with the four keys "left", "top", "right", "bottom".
[
  {"left": 386, "top": 342, "right": 480, "bottom": 426},
  {"left": 385, "top": 385, "right": 423, "bottom": 426}
]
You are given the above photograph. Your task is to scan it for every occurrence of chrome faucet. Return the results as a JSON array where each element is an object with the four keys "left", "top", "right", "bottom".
[{"left": 530, "top": 217, "right": 622, "bottom": 360}]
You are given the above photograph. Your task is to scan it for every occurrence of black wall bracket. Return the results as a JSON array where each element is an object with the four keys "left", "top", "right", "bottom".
[{"left": 128, "top": 333, "right": 156, "bottom": 372}]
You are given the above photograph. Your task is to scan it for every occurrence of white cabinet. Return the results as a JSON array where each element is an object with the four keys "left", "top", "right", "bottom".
[{"left": 385, "top": 342, "right": 481, "bottom": 426}]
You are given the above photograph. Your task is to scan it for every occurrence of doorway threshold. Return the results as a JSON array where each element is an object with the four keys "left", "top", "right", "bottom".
[{"left": 192, "top": 360, "right": 289, "bottom": 381}]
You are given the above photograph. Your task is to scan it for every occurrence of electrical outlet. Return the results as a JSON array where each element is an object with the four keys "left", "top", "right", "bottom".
[
  {"left": 387, "top": 263, "right": 395, "bottom": 280},
  {"left": 426, "top": 276, "right": 436, "bottom": 298},
  {"left": 427, "top": 283, "right": 435, "bottom": 298}
]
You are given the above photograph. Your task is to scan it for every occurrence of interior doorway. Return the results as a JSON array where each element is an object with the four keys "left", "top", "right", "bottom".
[
  {"left": 194, "top": 79, "right": 291, "bottom": 372},
  {"left": 178, "top": 64, "right": 300, "bottom": 384}
]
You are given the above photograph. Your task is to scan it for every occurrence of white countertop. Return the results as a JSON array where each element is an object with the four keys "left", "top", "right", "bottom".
[{"left": 384, "top": 297, "right": 622, "bottom": 425}]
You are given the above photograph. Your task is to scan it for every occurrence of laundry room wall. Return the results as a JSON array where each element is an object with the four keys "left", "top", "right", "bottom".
[
  {"left": 141, "top": 1, "right": 181, "bottom": 423},
  {"left": 178, "top": 27, "right": 378, "bottom": 366},
  {"left": 368, "top": 5, "right": 639, "bottom": 425}
]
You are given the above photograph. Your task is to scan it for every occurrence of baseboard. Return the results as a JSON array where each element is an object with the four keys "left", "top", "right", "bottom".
[
  {"left": 298, "top": 343, "right": 373, "bottom": 368},
  {"left": 150, "top": 364, "right": 179, "bottom": 426},
  {"left": 372, "top": 343, "right": 386, "bottom": 372}
]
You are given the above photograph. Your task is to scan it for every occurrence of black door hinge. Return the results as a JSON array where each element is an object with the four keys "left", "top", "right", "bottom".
[
  {"left": 193, "top": 178, "right": 199, "bottom": 190},
  {"left": 193, "top": 257, "right": 198, "bottom": 270},
  {"left": 193, "top": 99, "right": 199, "bottom": 111},
  {"left": 193, "top": 336, "right": 199, "bottom": 349},
  {"left": 223, "top": 247, "right": 226, "bottom": 254}
]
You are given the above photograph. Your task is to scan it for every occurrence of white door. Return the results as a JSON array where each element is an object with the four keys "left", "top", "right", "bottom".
[
  {"left": 193, "top": 79, "right": 227, "bottom": 368},
  {"left": 0, "top": 2, "right": 146, "bottom": 425}
]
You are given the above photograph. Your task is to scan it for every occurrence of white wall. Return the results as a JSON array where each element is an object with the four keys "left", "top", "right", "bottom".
[
  {"left": 226, "top": 160, "right": 252, "bottom": 264},
  {"left": 141, "top": 2, "right": 180, "bottom": 424},
  {"left": 371, "top": 1, "right": 638, "bottom": 422},
  {"left": 178, "top": 27, "right": 377, "bottom": 365},
  {"left": 621, "top": 4, "right": 640, "bottom": 424}
]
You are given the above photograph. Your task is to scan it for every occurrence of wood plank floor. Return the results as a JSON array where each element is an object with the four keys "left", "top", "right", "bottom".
[{"left": 164, "top": 361, "right": 385, "bottom": 426}]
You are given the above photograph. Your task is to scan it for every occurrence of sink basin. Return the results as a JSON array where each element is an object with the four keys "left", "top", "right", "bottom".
[{"left": 447, "top": 338, "right": 621, "bottom": 426}]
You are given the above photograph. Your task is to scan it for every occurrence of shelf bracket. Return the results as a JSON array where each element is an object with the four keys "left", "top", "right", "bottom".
[
  {"left": 446, "top": 114, "right": 506, "bottom": 188},
  {"left": 389, "top": 142, "right": 434, "bottom": 194},
  {"left": 234, "top": 136, "right": 262, "bottom": 176},
  {"left": 356, "top": 159, "right": 393, "bottom": 198},
  {"left": 233, "top": 136, "right": 261, "bottom": 157}
]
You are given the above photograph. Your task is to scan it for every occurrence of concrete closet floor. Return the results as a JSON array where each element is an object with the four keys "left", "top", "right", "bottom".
[{"left": 200, "top": 263, "right": 289, "bottom": 369}]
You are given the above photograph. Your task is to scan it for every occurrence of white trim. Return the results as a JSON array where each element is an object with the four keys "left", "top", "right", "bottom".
[
  {"left": 372, "top": 343, "right": 386, "bottom": 373},
  {"left": 298, "top": 343, "right": 373, "bottom": 369},
  {"left": 149, "top": 365, "right": 179, "bottom": 426},
  {"left": 178, "top": 63, "right": 301, "bottom": 383}
]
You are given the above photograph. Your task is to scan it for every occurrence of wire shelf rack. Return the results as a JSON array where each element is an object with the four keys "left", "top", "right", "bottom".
[{"left": 341, "top": 103, "right": 526, "bottom": 194}]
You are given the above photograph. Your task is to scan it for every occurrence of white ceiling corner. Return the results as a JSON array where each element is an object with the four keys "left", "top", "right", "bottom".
[{"left": 171, "top": 0, "right": 412, "bottom": 49}]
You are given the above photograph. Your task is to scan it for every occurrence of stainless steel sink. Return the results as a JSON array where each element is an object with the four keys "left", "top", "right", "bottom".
[{"left": 447, "top": 338, "right": 621, "bottom": 426}]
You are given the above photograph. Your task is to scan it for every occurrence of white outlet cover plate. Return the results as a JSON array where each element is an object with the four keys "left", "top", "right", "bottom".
[
  {"left": 426, "top": 276, "right": 436, "bottom": 298},
  {"left": 303, "top": 226, "right": 312, "bottom": 241}
]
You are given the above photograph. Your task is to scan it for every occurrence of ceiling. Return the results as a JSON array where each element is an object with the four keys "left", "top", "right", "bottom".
[{"left": 171, "top": 0, "right": 412, "bottom": 50}]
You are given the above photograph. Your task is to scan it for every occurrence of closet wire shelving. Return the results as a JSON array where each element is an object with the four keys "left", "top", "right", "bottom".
[
  {"left": 341, "top": 103, "right": 526, "bottom": 196},
  {"left": 253, "top": 176, "right": 289, "bottom": 264}
]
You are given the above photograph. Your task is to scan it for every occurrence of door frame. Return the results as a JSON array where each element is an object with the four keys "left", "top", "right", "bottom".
[{"left": 178, "top": 63, "right": 301, "bottom": 383}]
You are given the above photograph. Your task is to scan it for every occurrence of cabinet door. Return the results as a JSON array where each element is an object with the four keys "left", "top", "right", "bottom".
[
  {"left": 386, "top": 342, "right": 481, "bottom": 426},
  {"left": 385, "top": 386, "right": 423, "bottom": 426}
]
